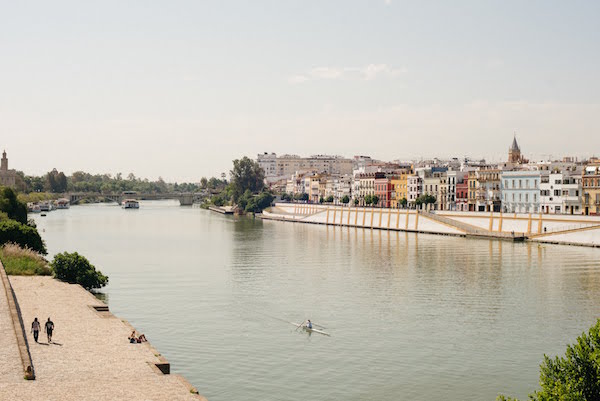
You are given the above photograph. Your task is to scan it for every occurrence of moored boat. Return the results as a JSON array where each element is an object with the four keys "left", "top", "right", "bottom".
[
  {"left": 122, "top": 199, "right": 140, "bottom": 209},
  {"left": 55, "top": 198, "right": 70, "bottom": 209}
]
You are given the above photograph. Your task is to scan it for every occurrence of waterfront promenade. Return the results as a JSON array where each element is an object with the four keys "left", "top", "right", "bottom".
[
  {"left": 0, "top": 273, "right": 206, "bottom": 401},
  {"left": 263, "top": 203, "right": 600, "bottom": 247}
]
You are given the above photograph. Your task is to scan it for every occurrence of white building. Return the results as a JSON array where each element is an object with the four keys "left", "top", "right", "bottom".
[
  {"left": 257, "top": 152, "right": 277, "bottom": 178},
  {"left": 333, "top": 175, "right": 352, "bottom": 204},
  {"left": 501, "top": 170, "right": 543, "bottom": 213},
  {"left": 540, "top": 171, "right": 582, "bottom": 215},
  {"left": 407, "top": 175, "right": 422, "bottom": 208}
]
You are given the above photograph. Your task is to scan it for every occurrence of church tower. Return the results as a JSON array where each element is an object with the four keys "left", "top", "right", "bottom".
[
  {"left": 1, "top": 150, "right": 7, "bottom": 171},
  {"left": 508, "top": 136, "right": 521, "bottom": 163}
]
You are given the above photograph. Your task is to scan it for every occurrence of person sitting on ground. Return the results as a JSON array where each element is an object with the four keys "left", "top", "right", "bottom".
[
  {"left": 138, "top": 334, "right": 147, "bottom": 343},
  {"left": 128, "top": 330, "right": 138, "bottom": 343}
]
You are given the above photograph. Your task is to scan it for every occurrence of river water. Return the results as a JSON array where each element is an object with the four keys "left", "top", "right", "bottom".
[{"left": 31, "top": 201, "right": 600, "bottom": 401}]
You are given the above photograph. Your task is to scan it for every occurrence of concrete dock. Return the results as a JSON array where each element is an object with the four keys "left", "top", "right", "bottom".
[{"left": 0, "top": 270, "right": 206, "bottom": 401}]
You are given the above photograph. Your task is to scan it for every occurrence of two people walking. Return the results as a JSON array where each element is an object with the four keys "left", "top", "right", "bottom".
[{"left": 31, "top": 317, "right": 54, "bottom": 343}]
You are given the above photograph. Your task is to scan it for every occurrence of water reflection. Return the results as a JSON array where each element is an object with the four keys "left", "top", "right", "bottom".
[{"left": 31, "top": 202, "right": 600, "bottom": 401}]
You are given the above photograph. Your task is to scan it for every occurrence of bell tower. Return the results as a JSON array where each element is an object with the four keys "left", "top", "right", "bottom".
[
  {"left": 1, "top": 150, "right": 7, "bottom": 171},
  {"left": 508, "top": 136, "right": 521, "bottom": 164}
]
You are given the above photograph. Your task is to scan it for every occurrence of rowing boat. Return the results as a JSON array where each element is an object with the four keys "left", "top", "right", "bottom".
[{"left": 290, "top": 322, "right": 331, "bottom": 336}]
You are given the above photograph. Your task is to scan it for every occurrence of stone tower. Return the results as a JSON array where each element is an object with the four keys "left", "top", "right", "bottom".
[
  {"left": 1, "top": 150, "right": 7, "bottom": 171},
  {"left": 508, "top": 136, "right": 521, "bottom": 164}
]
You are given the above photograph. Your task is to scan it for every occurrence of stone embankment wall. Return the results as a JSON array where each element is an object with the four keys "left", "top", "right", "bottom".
[
  {"left": 262, "top": 203, "right": 600, "bottom": 247},
  {"left": 263, "top": 203, "right": 464, "bottom": 236}
]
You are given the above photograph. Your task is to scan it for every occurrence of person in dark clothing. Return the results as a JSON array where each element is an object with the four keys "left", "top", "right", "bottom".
[
  {"left": 31, "top": 318, "right": 40, "bottom": 343},
  {"left": 45, "top": 317, "right": 54, "bottom": 343}
]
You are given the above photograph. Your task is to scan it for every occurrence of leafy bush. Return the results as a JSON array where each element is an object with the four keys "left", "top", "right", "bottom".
[
  {"left": 341, "top": 195, "right": 350, "bottom": 204},
  {"left": 50, "top": 252, "right": 108, "bottom": 290},
  {"left": 0, "top": 219, "right": 46, "bottom": 254},
  {"left": 0, "top": 187, "right": 27, "bottom": 224},
  {"left": 0, "top": 243, "right": 51, "bottom": 276},
  {"left": 499, "top": 319, "right": 600, "bottom": 400}
]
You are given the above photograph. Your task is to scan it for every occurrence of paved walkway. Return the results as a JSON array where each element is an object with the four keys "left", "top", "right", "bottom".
[
  {"left": 0, "top": 276, "right": 206, "bottom": 401},
  {"left": 0, "top": 271, "right": 23, "bottom": 384}
]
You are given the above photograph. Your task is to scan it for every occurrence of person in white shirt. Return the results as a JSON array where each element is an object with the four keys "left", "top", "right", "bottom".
[{"left": 31, "top": 318, "right": 40, "bottom": 343}]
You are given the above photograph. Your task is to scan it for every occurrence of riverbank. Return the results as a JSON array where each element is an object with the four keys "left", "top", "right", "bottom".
[
  {"left": 0, "top": 269, "right": 206, "bottom": 401},
  {"left": 262, "top": 203, "right": 600, "bottom": 247}
]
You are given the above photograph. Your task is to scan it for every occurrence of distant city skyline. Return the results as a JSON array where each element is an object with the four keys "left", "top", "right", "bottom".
[{"left": 2, "top": 1, "right": 599, "bottom": 181}]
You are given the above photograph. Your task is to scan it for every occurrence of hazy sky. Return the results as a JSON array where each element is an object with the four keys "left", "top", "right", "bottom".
[{"left": 1, "top": 1, "right": 599, "bottom": 181}]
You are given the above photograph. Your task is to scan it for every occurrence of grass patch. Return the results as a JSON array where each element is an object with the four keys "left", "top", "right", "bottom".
[{"left": 0, "top": 243, "right": 51, "bottom": 276}]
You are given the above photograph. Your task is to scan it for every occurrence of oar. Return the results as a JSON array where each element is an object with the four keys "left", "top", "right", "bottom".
[
  {"left": 295, "top": 320, "right": 306, "bottom": 331},
  {"left": 311, "top": 322, "right": 327, "bottom": 329}
]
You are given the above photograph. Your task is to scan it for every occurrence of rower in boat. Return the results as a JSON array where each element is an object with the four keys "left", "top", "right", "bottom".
[{"left": 306, "top": 320, "right": 313, "bottom": 329}]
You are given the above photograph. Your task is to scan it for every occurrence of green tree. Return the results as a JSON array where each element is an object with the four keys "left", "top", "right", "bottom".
[
  {"left": 499, "top": 319, "right": 600, "bottom": 401},
  {"left": 326, "top": 195, "right": 334, "bottom": 203},
  {"left": 0, "top": 187, "right": 28, "bottom": 224},
  {"left": 354, "top": 198, "right": 359, "bottom": 206},
  {"left": 50, "top": 252, "right": 108, "bottom": 290},
  {"left": 400, "top": 197, "right": 408, "bottom": 208},
  {"left": 0, "top": 219, "right": 47, "bottom": 254},
  {"left": 294, "top": 193, "right": 309, "bottom": 202},
  {"left": 372, "top": 195, "right": 380, "bottom": 206},
  {"left": 200, "top": 177, "right": 208, "bottom": 189},
  {"left": 365, "top": 195, "right": 372, "bottom": 206},
  {"left": 229, "top": 157, "right": 265, "bottom": 202},
  {"left": 245, "top": 191, "right": 275, "bottom": 213},
  {"left": 342, "top": 195, "right": 350, "bottom": 204}
]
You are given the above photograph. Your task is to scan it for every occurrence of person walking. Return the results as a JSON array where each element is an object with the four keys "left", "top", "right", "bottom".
[
  {"left": 31, "top": 318, "right": 40, "bottom": 343},
  {"left": 45, "top": 317, "right": 54, "bottom": 343}
]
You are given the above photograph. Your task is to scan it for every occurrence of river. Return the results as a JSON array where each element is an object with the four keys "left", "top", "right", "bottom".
[{"left": 31, "top": 201, "right": 600, "bottom": 401}]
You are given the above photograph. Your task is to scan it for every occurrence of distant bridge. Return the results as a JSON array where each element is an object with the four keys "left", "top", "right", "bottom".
[{"left": 68, "top": 192, "right": 207, "bottom": 206}]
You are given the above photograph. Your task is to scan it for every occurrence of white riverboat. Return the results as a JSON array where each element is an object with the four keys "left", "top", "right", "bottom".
[
  {"left": 122, "top": 199, "right": 140, "bottom": 209},
  {"left": 55, "top": 198, "right": 70, "bottom": 209}
]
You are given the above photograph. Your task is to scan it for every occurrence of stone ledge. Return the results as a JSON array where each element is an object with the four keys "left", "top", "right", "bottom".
[{"left": 0, "top": 261, "right": 35, "bottom": 380}]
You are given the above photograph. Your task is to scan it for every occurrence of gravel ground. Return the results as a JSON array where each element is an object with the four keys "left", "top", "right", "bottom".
[{"left": 0, "top": 276, "right": 206, "bottom": 401}]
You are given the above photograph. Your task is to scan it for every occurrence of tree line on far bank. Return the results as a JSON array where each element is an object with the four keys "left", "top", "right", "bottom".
[{"left": 14, "top": 169, "right": 225, "bottom": 196}]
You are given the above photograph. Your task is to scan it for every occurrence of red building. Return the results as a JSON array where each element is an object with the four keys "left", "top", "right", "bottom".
[
  {"left": 456, "top": 179, "right": 468, "bottom": 211},
  {"left": 374, "top": 172, "right": 394, "bottom": 208}
]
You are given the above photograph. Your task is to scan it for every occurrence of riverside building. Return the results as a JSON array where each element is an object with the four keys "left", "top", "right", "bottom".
[
  {"left": 501, "top": 170, "right": 543, "bottom": 213},
  {"left": 539, "top": 169, "right": 582, "bottom": 215},
  {"left": 257, "top": 153, "right": 353, "bottom": 179},
  {"left": 0, "top": 150, "right": 16, "bottom": 188},
  {"left": 582, "top": 160, "right": 600, "bottom": 215}
]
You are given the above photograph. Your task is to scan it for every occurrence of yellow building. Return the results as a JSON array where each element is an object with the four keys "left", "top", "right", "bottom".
[
  {"left": 467, "top": 171, "right": 477, "bottom": 211},
  {"left": 390, "top": 173, "right": 410, "bottom": 208},
  {"left": 583, "top": 160, "right": 600, "bottom": 215}
]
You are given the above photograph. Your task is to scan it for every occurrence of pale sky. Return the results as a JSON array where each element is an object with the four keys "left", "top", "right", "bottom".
[{"left": 1, "top": 1, "right": 599, "bottom": 182}]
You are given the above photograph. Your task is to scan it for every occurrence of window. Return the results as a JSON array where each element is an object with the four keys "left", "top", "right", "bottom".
[
  {"left": 526, "top": 180, "right": 530, "bottom": 189},
  {"left": 519, "top": 179, "right": 522, "bottom": 188},
  {"left": 534, "top": 194, "right": 537, "bottom": 202},
  {"left": 519, "top": 193, "right": 522, "bottom": 201},
  {"left": 526, "top": 194, "right": 529, "bottom": 202},
  {"left": 512, "top": 179, "right": 515, "bottom": 188},
  {"left": 512, "top": 194, "right": 515, "bottom": 201}
]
